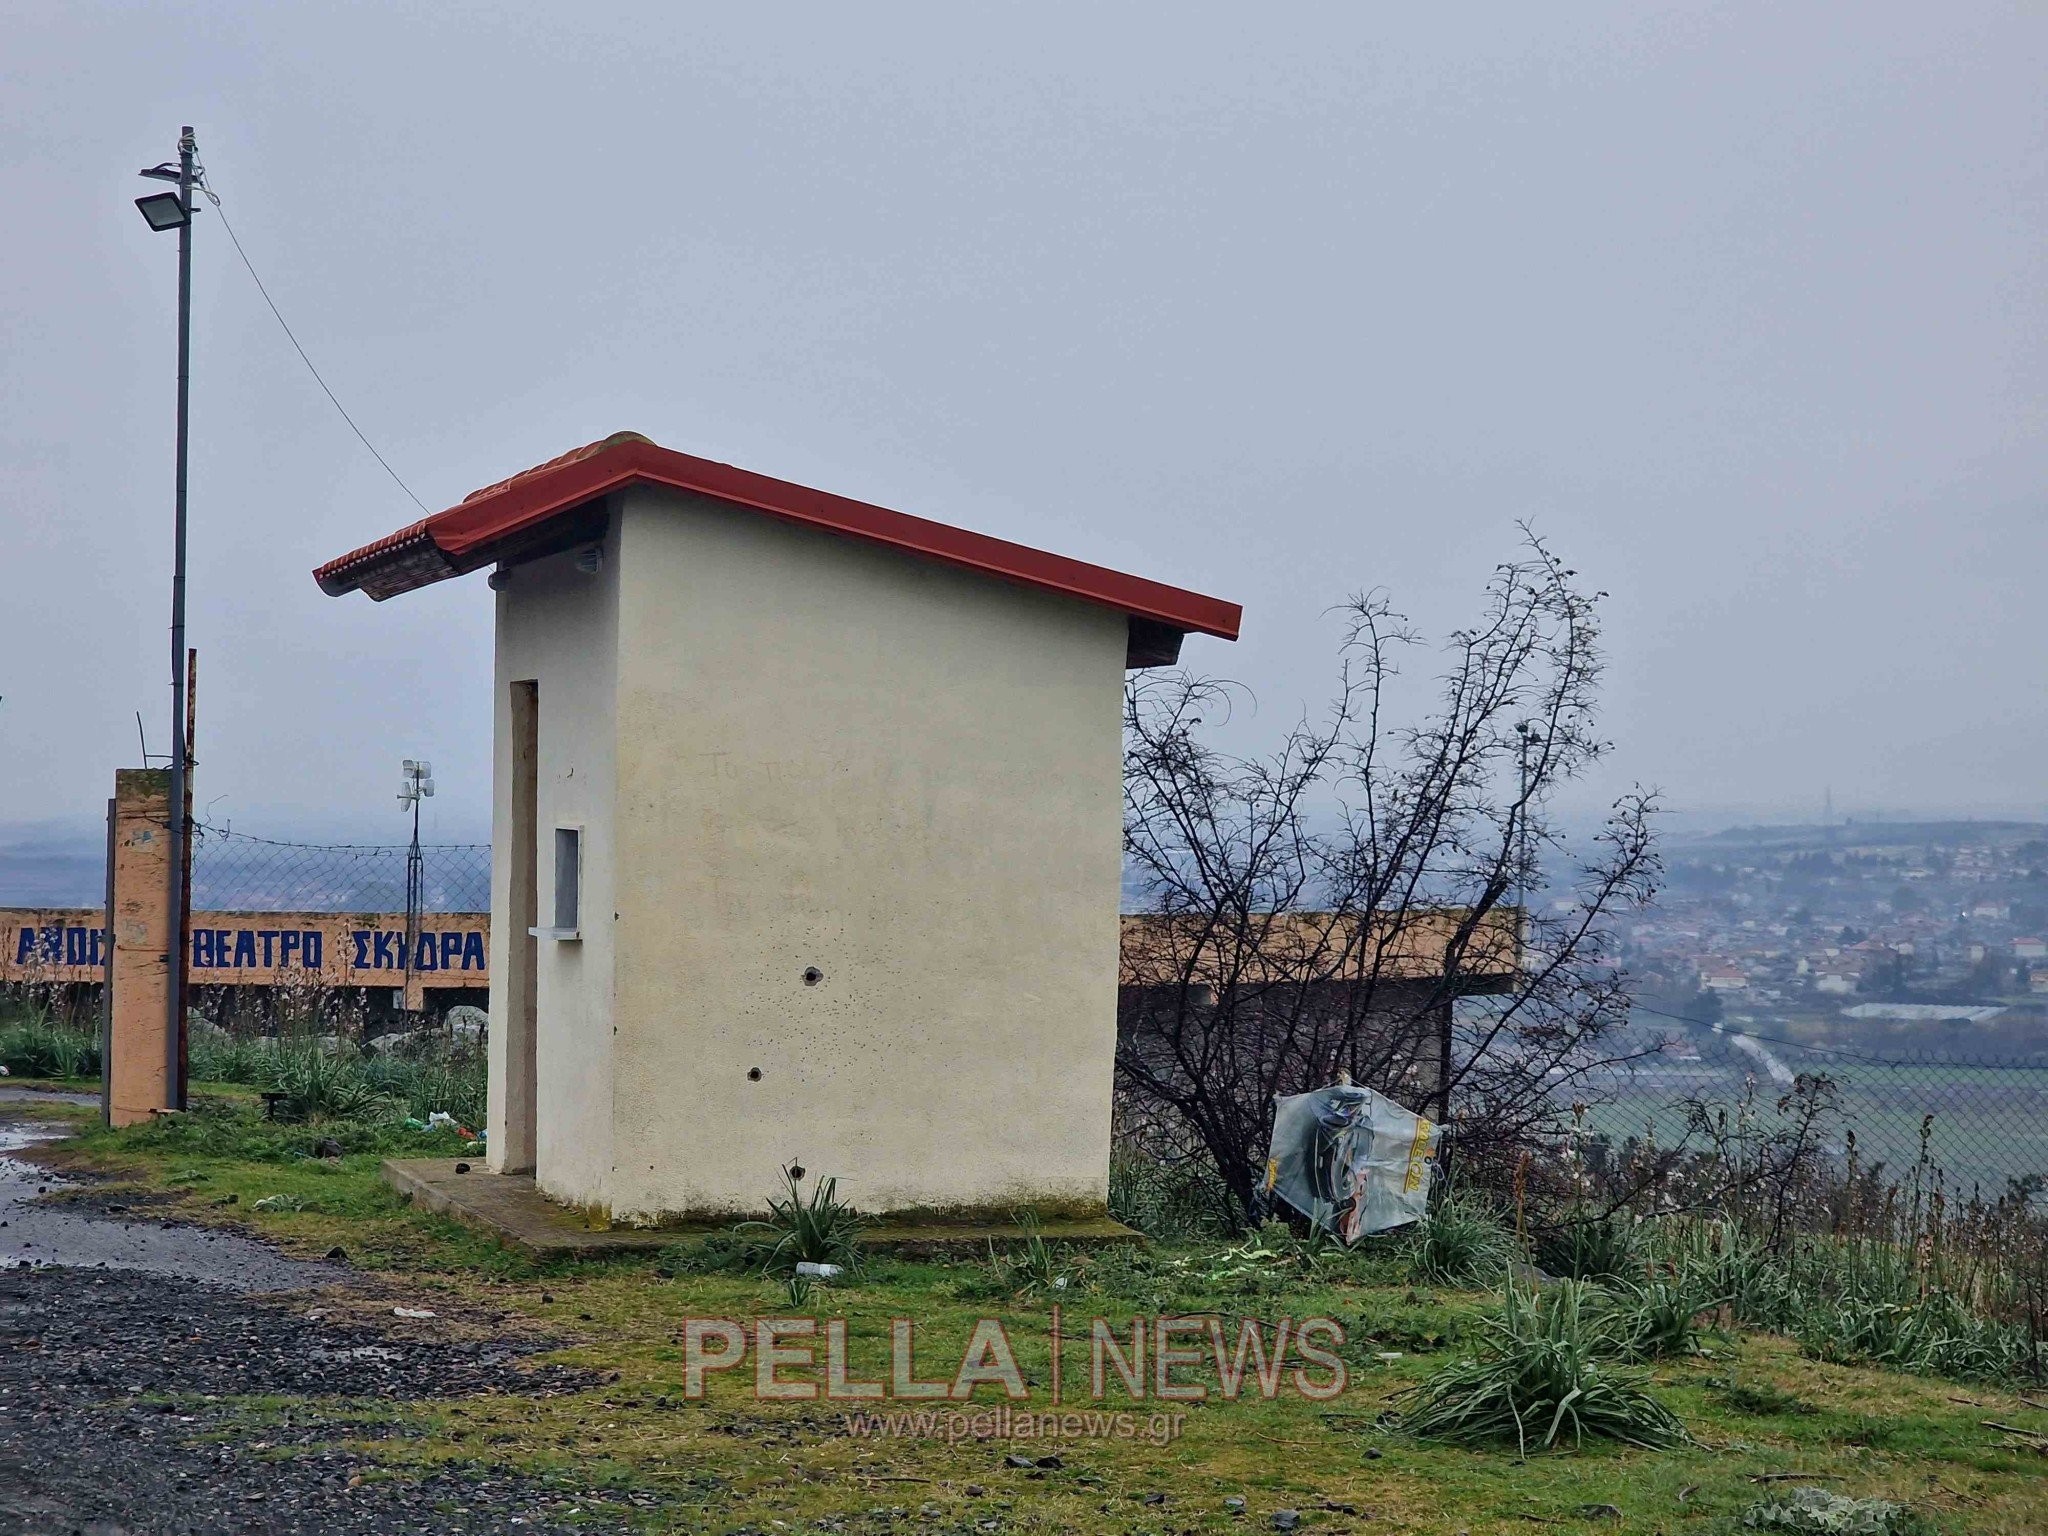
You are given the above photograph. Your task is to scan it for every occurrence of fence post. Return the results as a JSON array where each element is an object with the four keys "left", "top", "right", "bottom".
[
  {"left": 1434, "top": 998, "right": 1454, "bottom": 1184},
  {"left": 100, "top": 797, "right": 115, "bottom": 1125},
  {"left": 108, "top": 769, "right": 177, "bottom": 1126}
]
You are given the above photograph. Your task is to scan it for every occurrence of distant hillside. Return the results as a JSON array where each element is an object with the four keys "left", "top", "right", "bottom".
[
  {"left": 0, "top": 817, "right": 490, "bottom": 911},
  {"left": 1675, "top": 820, "right": 2048, "bottom": 860},
  {"left": 0, "top": 824, "right": 104, "bottom": 907}
]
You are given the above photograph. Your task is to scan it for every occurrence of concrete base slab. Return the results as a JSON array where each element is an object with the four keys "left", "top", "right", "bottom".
[
  {"left": 382, "top": 1159, "right": 1144, "bottom": 1261},
  {"left": 382, "top": 1159, "right": 661, "bottom": 1260}
]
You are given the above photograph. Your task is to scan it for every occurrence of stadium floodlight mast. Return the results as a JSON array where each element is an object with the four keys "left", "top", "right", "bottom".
[
  {"left": 134, "top": 128, "right": 199, "bottom": 1110},
  {"left": 398, "top": 761, "right": 435, "bottom": 1010}
]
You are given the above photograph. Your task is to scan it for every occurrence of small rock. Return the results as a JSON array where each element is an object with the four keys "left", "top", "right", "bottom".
[
  {"left": 313, "top": 1138, "right": 346, "bottom": 1160},
  {"left": 454, "top": 1161, "right": 471, "bottom": 1174},
  {"left": 324, "top": 1246, "right": 347, "bottom": 1262},
  {"left": 392, "top": 1306, "right": 436, "bottom": 1319},
  {"left": 1140, "top": 1491, "right": 1166, "bottom": 1505},
  {"left": 964, "top": 1485, "right": 986, "bottom": 1498},
  {"left": 1034, "top": 1454, "right": 1062, "bottom": 1470},
  {"left": 1272, "top": 1512, "right": 1301, "bottom": 1532},
  {"left": 1363, "top": 1447, "right": 1382, "bottom": 1459},
  {"left": 1225, "top": 1496, "right": 1247, "bottom": 1514},
  {"left": 1003, "top": 1454, "right": 1035, "bottom": 1469}
]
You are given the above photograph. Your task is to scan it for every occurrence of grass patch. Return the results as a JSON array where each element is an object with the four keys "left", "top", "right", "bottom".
[
  {"left": 1389, "top": 1281, "right": 1688, "bottom": 1453},
  {"left": 1407, "top": 1189, "right": 1515, "bottom": 1288},
  {"left": 0, "top": 1014, "right": 100, "bottom": 1078},
  {"left": 1705, "top": 1372, "right": 1818, "bottom": 1417},
  {"left": 20, "top": 1099, "right": 2048, "bottom": 1534},
  {"left": 1532, "top": 1211, "right": 1640, "bottom": 1282},
  {"left": 741, "top": 1164, "right": 866, "bottom": 1277}
]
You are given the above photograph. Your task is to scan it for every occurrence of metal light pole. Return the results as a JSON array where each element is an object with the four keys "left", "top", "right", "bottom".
[
  {"left": 136, "top": 128, "right": 198, "bottom": 1111},
  {"left": 399, "top": 760, "right": 435, "bottom": 1010}
]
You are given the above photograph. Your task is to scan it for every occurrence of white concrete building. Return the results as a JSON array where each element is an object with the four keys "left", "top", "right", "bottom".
[{"left": 317, "top": 433, "right": 1239, "bottom": 1224}]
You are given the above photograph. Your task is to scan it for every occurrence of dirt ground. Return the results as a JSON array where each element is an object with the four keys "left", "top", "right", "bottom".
[{"left": 0, "top": 1096, "right": 656, "bottom": 1536}]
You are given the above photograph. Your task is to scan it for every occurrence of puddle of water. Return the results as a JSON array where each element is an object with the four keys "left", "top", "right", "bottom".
[{"left": 0, "top": 1116, "right": 344, "bottom": 1292}]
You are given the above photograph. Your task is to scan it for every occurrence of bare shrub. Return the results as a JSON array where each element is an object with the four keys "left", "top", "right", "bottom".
[{"left": 1118, "top": 532, "right": 1660, "bottom": 1218}]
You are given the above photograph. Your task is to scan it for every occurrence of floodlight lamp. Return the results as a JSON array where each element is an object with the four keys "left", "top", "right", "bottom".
[
  {"left": 138, "top": 163, "right": 180, "bottom": 183},
  {"left": 135, "top": 192, "right": 189, "bottom": 232}
]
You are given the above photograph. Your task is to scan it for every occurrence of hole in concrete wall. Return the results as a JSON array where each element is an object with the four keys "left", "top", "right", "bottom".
[
  {"left": 747, "top": 1067, "right": 763, "bottom": 1081},
  {"left": 802, "top": 967, "right": 823, "bottom": 986}
]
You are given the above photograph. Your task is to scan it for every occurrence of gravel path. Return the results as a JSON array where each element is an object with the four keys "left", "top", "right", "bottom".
[
  {"left": 0, "top": 1104, "right": 664, "bottom": 1535},
  {"left": 1, "top": 1119, "right": 345, "bottom": 1288}
]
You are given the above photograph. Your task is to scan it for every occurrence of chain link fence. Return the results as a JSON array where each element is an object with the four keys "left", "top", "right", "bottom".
[
  {"left": 16, "top": 823, "right": 2048, "bottom": 1201},
  {"left": 1558, "top": 1011, "right": 2048, "bottom": 1202},
  {"left": 189, "top": 825, "right": 489, "bottom": 913}
]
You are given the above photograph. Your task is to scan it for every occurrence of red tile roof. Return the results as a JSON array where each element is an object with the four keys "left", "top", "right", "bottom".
[{"left": 313, "top": 433, "right": 1242, "bottom": 658}]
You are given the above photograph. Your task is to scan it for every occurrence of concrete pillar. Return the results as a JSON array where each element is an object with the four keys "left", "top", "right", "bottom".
[
  {"left": 487, "top": 678, "right": 540, "bottom": 1173},
  {"left": 108, "top": 769, "right": 175, "bottom": 1126}
]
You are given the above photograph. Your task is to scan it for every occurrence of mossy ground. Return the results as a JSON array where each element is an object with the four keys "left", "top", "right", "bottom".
[{"left": 19, "top": 1087, "right": 2048, "bottom": 1535}]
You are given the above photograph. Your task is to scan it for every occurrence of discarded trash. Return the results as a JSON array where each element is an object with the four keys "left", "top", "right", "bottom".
[
  {"left": 445, "top": 1003, "right": 488, "bottom": 1043},
  {"left": 794, "top": 1261, "right": 843, "bottom": 1280},
  {"left": 1263, "top": 1079, "right": 1438, "bottom": 1241},
  {"left": 392, "top": 1306, "right": 436, "bottom": 1319}
]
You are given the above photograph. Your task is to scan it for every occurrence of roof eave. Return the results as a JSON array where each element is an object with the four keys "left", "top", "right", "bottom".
[{"left": 313, "top": 439, "right": 1245, "bottom": 646}]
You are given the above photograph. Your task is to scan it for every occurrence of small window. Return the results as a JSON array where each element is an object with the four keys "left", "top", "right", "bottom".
[{"left": 552, "top": 827, "right": 581, "bottom": 933}]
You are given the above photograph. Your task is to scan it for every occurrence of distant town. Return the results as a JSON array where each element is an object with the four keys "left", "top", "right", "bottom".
[{"left": 1622, "top": 820, "right": 2048, "bottom": 1061}]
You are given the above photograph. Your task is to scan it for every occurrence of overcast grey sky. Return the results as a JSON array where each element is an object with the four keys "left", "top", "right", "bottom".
[{"left": 3, "top": 3, "right": 2043, "bottom": 846}]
